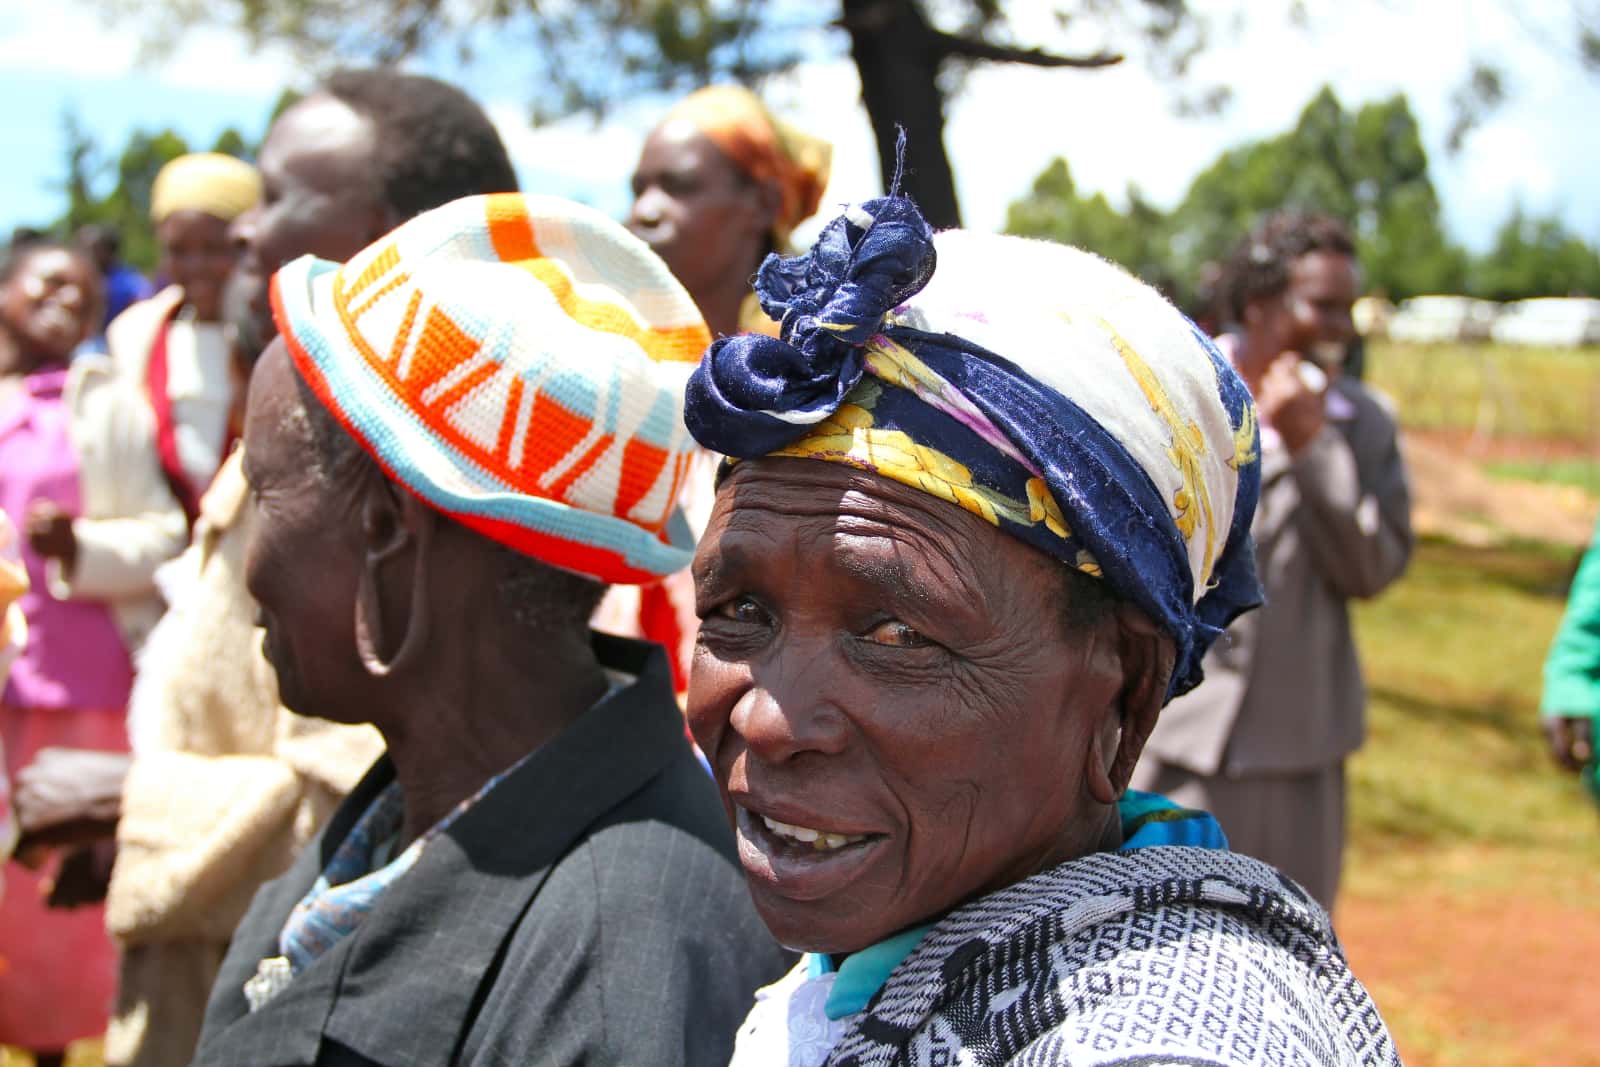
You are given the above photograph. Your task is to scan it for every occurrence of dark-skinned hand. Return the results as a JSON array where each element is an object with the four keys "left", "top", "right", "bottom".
[
  {"left": 42, "top": 840, "right": 117, "bottom": 908},
  {"left": 24, "top": 500, "right": 78, "bottom": 576},
  {"left": 14, "top": 747, "right": 129, "bottom": 850},
  {"left": 1256, "top": 352, "right": 1327, "bottom": 455},
  {"left": 1543, "top": 715, "right": 1595, "bottom": 773}
]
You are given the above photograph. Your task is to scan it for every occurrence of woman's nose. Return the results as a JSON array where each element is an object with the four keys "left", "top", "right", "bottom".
[
  {"left": 729, "top": 658, "right": 851, "bottom": 764},
  {"left": 230, "top": 205, "right": 260, "bottom": 250},
  {"left": 628, "top": 187, "right": 667, "bottom": 229}
]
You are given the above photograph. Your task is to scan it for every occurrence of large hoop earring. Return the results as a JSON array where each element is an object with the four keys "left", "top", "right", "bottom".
[{"left": 354, "top": 538, "right": 431, "bottom": 677}]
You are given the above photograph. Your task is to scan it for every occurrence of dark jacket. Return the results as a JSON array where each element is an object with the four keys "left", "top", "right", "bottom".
[{"left": 192, "top": 635, "right": 788, "bottom": 1066}]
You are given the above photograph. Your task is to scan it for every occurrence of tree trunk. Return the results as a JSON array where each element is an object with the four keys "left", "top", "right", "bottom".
[{"left": 841, "top": 0, "right": 963, "bottom": 229}]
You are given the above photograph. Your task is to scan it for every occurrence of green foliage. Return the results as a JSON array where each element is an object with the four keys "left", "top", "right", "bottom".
[
  {"left": 92, "top": 0, "right": 1238, "bottom": 224},
  {"left": 1006, "top": 84, "right": 1599, "bottom": 307},
  {"left": 1470, "top": 206, "right": 1600, "bottom": 302},
  {"left": 1005, "top": 160, "right": 1176, "bottom": 294},
  {"left": 47, "top": 111, "right": 258, "bottom": 273},
  {"left": 1164, "top": 87, "right": 1465, "bottom": 302},
  {"left": 1445, "top": 60, "right": 1506, "bottom": 153}
]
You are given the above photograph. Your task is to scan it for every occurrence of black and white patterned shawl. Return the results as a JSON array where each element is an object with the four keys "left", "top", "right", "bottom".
[{"left": 822, "top": 846, "right": 1399, "bottom": 1067}]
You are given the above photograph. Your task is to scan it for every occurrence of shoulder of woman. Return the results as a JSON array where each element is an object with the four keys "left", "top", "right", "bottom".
[
  {"left": 107, "top": 284, "right": 185, "bottom": 373},
  {"left": 67, "top": 357, "right": 154, "bottom": 431}
]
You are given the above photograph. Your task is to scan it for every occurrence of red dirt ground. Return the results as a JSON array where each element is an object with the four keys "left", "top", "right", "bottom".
[
  {"left": 1337, "top": 890, "right": 1600, "bottom": 1066},
  {"left": 1403, "top": 432, "right": 1599, "bottom": 547}
]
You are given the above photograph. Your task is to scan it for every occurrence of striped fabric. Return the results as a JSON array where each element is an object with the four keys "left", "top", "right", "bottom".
[{"left": 271, "top": 193, "right": 711, "bottom": 583}]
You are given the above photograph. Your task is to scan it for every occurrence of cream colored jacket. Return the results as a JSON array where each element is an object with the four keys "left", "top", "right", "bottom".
[
  {"left": 44, "top": 356, "right": 188, "bottom": 657},
  {"left": 108, "top": 285, "right": 234, "bottom": 494}
]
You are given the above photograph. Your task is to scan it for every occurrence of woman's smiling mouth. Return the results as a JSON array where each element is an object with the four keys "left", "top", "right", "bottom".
[
  {"left": 733, "top": 804, "right": 886, "bottom": 903},
  {"left": 758, "top": 813, "right": 869, "bottom": 851}
]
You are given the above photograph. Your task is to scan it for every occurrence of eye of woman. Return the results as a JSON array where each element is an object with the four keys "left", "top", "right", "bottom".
[
  {"left": 863, "top": 619, "right": 930, "bottom": 648},
  {"left": 712, "top": 595, "right": 770, "bottom": 626}
]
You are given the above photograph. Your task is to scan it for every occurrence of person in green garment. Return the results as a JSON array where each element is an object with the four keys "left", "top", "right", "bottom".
[{"left": 1542, "top": 518, "right": 1600, "bottom": 803}]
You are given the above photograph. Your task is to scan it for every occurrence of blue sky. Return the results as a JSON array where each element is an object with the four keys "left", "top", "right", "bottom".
[
  {"left": 2, "top": 1, "right": 1596, "bottom": 254},
  {"left": 0, "top": 68, "right": 276, "bottom": 227}
]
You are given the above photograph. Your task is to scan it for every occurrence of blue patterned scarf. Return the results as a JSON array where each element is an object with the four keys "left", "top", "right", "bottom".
[{"left": 685, "top": 196, "right": 1262, "bottom": 697}]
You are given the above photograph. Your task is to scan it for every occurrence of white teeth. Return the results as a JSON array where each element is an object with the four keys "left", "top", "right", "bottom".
[
  {"left": 759, "top": 814, "right": 865, "bottom": 851},
  {"left": 761, "top": 815, "right": 818, "bottom": 842}
]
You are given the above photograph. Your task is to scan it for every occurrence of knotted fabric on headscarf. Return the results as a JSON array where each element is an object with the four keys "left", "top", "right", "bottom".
[
  {"left": 150, "top": 153, "right": 262, "bottom": 224},
  {"left": 666, "top": 85, "right": 832, "bottom": 248},
  {"left": 685, "top": 196, "right": 1262, "bottom": 699},
  {"left": 272, "top": 193, "right": 710, "bottom": 585}
]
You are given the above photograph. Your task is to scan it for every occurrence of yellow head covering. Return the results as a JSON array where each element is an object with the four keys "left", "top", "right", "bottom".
[
  {"left": 665, "top": 86, "right": 832, "bottom": 249},
  {"left": 150, "top": 153, "right": 262, "bottom": 224}
]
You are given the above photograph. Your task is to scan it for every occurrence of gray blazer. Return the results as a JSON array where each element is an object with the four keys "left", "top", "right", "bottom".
[
  {"left": 1142, "top": 378, "right": 1413, "bottom": 776},
  {"left": 191, "top": 635, "right": 790, "bottom": 1067}
]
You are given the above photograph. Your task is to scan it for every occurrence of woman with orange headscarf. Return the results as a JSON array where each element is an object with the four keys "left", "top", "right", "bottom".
[
  {"left": 628, "top": 85, "right": 831, "bottom": 341},
  {"left": 614, "top": 88, "right": 834, "bottom": 696}
]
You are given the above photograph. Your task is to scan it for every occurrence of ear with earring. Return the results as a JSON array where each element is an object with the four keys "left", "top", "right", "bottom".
[{"left": 353, "top": 487, "right": 433, "bottom": 677}]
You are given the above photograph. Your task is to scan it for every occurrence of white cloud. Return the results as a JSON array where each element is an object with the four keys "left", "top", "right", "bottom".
[
  {"left": 486, "top": 101, "right": 655, "bottom": 220},
  {"left": 929, "top": 0, "right": 1600, "bottom": 246},
  {"left": 756, "top": 60, "right": 879, "bottom": 246},
  {"left": 4, "top": 0, "right": 1596, "bottom": 249},
  {"left": 484, "top": 61, "right": 883, "bottom": 243},
  {"left": 148, "top": 28, "right": 301, "bottom": 96},
  {"left": 0, "top": 2, "right": 298, "bottom": 96}
]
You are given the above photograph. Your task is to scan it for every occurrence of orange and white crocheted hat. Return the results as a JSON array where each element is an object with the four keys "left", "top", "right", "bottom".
[{"left": 270, "top": 193, "right": 711, "bottom": 584}]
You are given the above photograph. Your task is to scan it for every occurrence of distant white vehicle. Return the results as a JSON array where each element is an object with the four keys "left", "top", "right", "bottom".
[
  {"left": 1490, "top": 298, "right": 1600, "bottom": 348},
  {"left": 1353, "top": 296, "right": 1395, "bottom": 338},
  {"left": 1388, "top": 296, "right": 1500, "bottom": 344}
]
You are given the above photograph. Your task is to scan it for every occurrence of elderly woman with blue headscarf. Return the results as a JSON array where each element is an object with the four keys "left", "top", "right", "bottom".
[{"left": 682, "top": 195, "right": 1398, "bottom": 1067}]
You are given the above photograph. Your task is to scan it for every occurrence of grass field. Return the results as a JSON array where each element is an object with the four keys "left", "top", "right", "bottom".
[
  {"left": 1366, "top": 340, "right": 1600, "bottom": 450},
  {"left": 1344, "top": 344, "right": 1599, "bottom": 1063},
  {"left": 1339, "top": 533, "right": 1600, "bottom": 1066},
  {"left": 1482, "top": 456, "right": 1600, "bottom": 495},
  {"left": 1347, "top": 535, "right": 1600, "bottom": 892}
]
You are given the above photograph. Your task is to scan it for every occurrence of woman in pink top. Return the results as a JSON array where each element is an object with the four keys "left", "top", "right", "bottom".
[
  {"left": 0, "top": 513, "right": 24, "bottom": 880},
  {"left": 0, "top": 241, "right": 185, "bottom": 1065}
]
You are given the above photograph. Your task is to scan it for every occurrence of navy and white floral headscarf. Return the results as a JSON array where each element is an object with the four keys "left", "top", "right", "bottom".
[{"left": 685, "top": 195, "right": 1261, "bottom": 698}]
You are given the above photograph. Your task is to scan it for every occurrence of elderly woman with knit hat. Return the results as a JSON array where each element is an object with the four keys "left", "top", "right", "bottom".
[
  {"left": 191, "top": 193, "right": 786, "bottom": 1065},
  {"left": 629, "top": 85, "right": 830, "bottom": 340},
  {"left": 682, "top": 195, "right": 1399, "bottom": 1067},
  {"left": 106, "top": 152, "right": 261, "bottom": 520}
]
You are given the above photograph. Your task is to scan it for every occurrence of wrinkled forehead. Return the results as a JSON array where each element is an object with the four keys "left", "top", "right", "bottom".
[
  {"left": 700, "top": 458, "right": 1031, "bottom": 587},
  {"left": 712, "top": 457, "right": 981, "bottom": 528}
]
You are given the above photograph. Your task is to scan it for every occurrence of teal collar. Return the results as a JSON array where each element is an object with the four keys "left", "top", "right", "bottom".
[
  {"left": 802, "top": 790, "right": 1226, "bottom": 1020},
  {"left": 808, "top": 922, "right": 933, "bottom": 1020}
]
